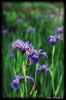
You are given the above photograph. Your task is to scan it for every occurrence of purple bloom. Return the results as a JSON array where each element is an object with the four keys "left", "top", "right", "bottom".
[
  {"left": 11, "top": 75, "right": 34, "bottom": 90},
  {"left": 11, "top": 39, "right": 30, "bottom": 53},
  {"left": 19, "top": 75, "right": 24, "bottom": 81},
  {"left": 39, "top": 49, "right": 48, "bottom": 60},
  {"left": 2, "top": 29, "right": 7, "bottom": 35},
  {"left": 26, "top": 49, "right": 48, "bottom": 64},
  {"left": 26, "top": 49, "right": 40, "bottom": 64},
  {"left": 9, "top": 45, "right": 15, "bottom": 57},
  {"left": 54, "top": 27, "right": 64, "bottom": 33},
  {"left": 30, "top": 50, "right": 40, "bottom": 64},
  {"left": 11, "top": 76, "right": 20, "bottom": 90},
  {"left": 53, "top": 34, "right": 58, "bottom": 40},
  {"left": 57, "top": 34, "right": 63, "bottom": 41},
  {"left": 48, "top": 33, "right": 63, "bottom": 46},
  {"left": 27, "top": 27, "right": 35, "bottom": 33},
  {"left": 36, "top": 65, "right": 50, "bottom": 75},
  {"left": 48, "top": 35, "right": 57, "bottom": 46}
]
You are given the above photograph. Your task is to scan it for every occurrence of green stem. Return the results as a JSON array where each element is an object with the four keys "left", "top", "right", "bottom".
[
  {"left": 29, "top": 63, "right": 39, "bottom": 96},
  {"left": 14, "top": 58, "right": 16, "bottom": 75},
  {"left": 22, "top": 61, "right": 27, "bottom": 97},
  {"left": 51, "top": 46, "right": 55, "bottom": 96},
  {"left": 51, "top": 46, "right": 55, "bottom": 69},
  {"left": 17, "top": 51, "right": 19, "bottom": 73}
]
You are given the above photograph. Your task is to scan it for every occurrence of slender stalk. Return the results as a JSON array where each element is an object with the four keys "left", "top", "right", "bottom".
[
  {"left": 17, "top": 51, "right": 19, "bottom": 73},
  {"left": 22, "top": 61, "right": 27, "bottom": 97},
  {"left": 51, "top": 46, "right": 55, "bottom": 96},
  {"left": 14, "top": 58, "right": 16, "bottom": 75},
  {"left": 29, "top": 63, "right": 39, "bottom": 96}
]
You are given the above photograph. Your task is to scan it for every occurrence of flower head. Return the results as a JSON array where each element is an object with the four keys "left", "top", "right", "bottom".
[
  {"left": 54, "top": 27, "right": 64, "bottom": 33},
  {"left": 26, "top": 49, "right": 48, "bottom": 65},
  {"left": 11, "top": 75, "right": 34, "bottom": 90},
  {"left": 27, "top": 27, "right": 35, "bottom": 33},
  {"left": 11, "top": 39, "right": 30, "bottom": 53},
  {"left": 11, "top": 75, "right": 20, "bottom": 90},
  {"left": 48, "top": 35, "right": 57, "bottom": 46},
  {"left": 36, "top": 65, "right": 50, "bottom": 75},
  {"left": 39, "top": 49, "right": 48, "bottom": 60},
  {"left": 2, "top": 28, "right": 7, "bottom": 35}
]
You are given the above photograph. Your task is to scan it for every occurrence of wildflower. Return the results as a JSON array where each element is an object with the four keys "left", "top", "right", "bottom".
[
  {"left": 48, "top": 33, "right": 63, "bottom": 46},
  {"left": 11, "top": 75, "right": 34, "bottom": 90},
  {"left": 19, "top": 75, "right": 24, "bottom": 81},
  {"left": 54, "top": 27, "right": 64, "bottom": 33},
  {"left": 26, "top": 49, "right": 40, "bottom": 64},
  {"left": 54, "top": 34, "right": 63, "bottom": 41},
  {"left": 27, "top": 27, "right": 35, "bottom": 33},
  {"left": 2, "top": 28, "right": 7, "bottom": 35},
  {"left": 11, "top": 39, "right": 30, "bottom": 53},
  {"left": 11, "top": 75, "right": 20, "bottom": 90},
  {"left": 10, "top": 39, "right": 35, "bottom": 57},
  {"left": 48, "top": 35, "right": 57, "bottom": 46},
  {"left": 38, "top": 49, "right": 48, "bottom": 60},
  {"left": 9, "top": 45, "right": 15, "bottom": 57},
  {"left": 35, "top": 65, "right": 50, "bottom": 75},
  {"left": 26, "top": 49, "right": 48, "bottom": 65}
]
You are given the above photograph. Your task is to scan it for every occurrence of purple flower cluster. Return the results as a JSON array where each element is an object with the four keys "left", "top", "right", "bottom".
[
  {"left": 11, "top": 75, "right": 34, "bottom": 90},
  {"left": 10, "top": 39, "right": 30, "bottom": 57},
  {"left": 10, "top": 39, "right": 50, "bottom": 90},
  {"left": 10, "top": 39, "right": 48, "bottom": 64}
]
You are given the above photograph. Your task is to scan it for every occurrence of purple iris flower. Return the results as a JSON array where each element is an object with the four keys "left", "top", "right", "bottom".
[
  {"left": 11, "top": 75, "right": 20, "bottom": 90},
  {"left": 11, "top": 75, "right": 34, "bottom": 90},
  {"left": 48, "top": 35, "right": 57, "bottom": 46},
  {"left": 2, "top": 28, "right": 7, "bottom": 35},
  {"left": 39, "top": 49, "right": 48, "bottom": 60},
  {"left": 54, "top": 27, "right": 64, "bottom": 33},
  {"left": 35, "top": 65, "right": 50, "bottom": 75},
  {"left": 48, "top": 33, "right": 63, "bottom": 46},
  {"left": 26, "top": 49, "right": 48, "bottom": 65},
  {"left": 26, "top": 49, "right": 40, "bottom": 64},
  {"left": 11, "top": 39, "right": 30, "bottom": 53},
  {"left": 27, "top": 27, "right": 35, "bottom": 33}
]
